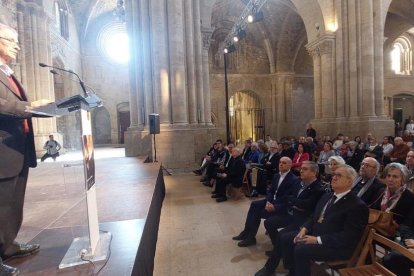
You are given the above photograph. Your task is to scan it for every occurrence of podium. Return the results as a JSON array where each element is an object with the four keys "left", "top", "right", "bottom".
[{"left": 32, "top": 93, "right": 112, "bottom": 269}]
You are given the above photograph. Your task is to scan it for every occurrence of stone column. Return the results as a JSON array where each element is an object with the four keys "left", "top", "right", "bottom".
[
  {"left": 360, "top": 0, "right": 375, "bottom": 116},
  {"left": 125, "top": 0, "right": 142, "bottom": 129},
  {"left": 16, "top": 4, "right": 27, "bottom": 86},
  {"left": 347, "top": 0, "right": 359, "bottom": 117},
  {"left": 202, "top": 28, "right": 213, "bottom": 125},
  {"left": 140, "top": 0, "right": 154, "bottom": 117},
  {"left": 307, "top": 45, "right": 322, "bottom": 119},
  {"left": 273, "top": 73, "right": 294, "bottom": 138},
  {"left": 167, "top": 0, "right": 188, "bottom": 124},
  {"left": 150, "top": 0, "right": 171, "bottom": 124},
  {"left": 184, "top": 0, "right": 197, "bottom": 124},
  {"left": 193, "top": 0, "right": 205, "bottom": 123},
  {"left": 373, "top": 0, "right": 385, "bottom": 116}
]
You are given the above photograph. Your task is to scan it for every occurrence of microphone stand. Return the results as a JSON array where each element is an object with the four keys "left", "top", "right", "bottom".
[{"left": 39, "top": 63, "right": 88, "bottom": 98}]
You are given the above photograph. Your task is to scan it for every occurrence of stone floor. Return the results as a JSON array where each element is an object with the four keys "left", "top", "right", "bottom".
[{"left": 154, "top": 174, "right": 288, "bottom": 276}]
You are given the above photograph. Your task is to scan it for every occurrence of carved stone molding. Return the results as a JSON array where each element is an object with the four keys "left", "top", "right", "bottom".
[
  {"left": 306, "top": 33, "right": 336, "bottom": 57},
  {"left": 201, "top": 28, "right": 213, "bottom": 50}
]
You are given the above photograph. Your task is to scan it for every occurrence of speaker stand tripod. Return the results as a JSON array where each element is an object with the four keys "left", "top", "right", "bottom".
[{"left": 152, "top": 133, "right": 172, "bottom": 175}]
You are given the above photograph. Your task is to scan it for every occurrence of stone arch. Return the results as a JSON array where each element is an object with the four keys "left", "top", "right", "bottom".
[
  {"left": 92, "top": 106, "right": 111, "bottom": 144},
  {"left": 229, "top": 90, "right": 264, "bottom": 144}
]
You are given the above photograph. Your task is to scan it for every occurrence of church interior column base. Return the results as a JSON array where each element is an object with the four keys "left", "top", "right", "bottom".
[
  {"left": 125, "top": 126, "right": 224, "bottom": 169},
  {"left": 311, "top": 117, "right": 395, "bottom": 140}
]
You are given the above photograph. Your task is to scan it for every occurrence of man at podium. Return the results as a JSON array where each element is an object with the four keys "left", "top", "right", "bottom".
[{"left": 0, "top": 21, "right": 41, "bottom": 275}]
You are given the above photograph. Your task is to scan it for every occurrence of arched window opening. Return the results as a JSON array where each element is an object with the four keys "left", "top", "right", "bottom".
[
  {"left": 391, "top": 36, "right": 412, "bottom": 75},
  {"left": 229, "top": 91, "right": 264, "bottom": 144},
  {"left": 55, "top": 0, "right": 69, "bottom": 40},
  {"left": 97, "top": 22, "right": 130, "bottom": 64}
]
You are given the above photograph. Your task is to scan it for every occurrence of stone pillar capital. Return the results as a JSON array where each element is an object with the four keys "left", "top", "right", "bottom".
[
  {"left": 201, "top": 28, "right": 213, "bottom": 50},
  {"left": 306, "top": 33, "right": 336, "bottom": 57}
]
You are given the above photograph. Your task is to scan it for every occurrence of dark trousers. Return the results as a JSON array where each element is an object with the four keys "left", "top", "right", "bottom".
[
  {"left": 264, "top": 214, "right": 292, "bottom": 247},
  {"left": 243, "top": 198, "right": 275, "bottom": 238},
  {"left": 264, "top": 225, "right": 298, "bottom": 273},
  {"left": 0, "top": 166, "right": 29, "bottom": 261},
  {"left": 41, "top": 152, "right": 58, "bottom": 162},
  {"left": 278, "top": 230, "right": 351, "bottom": 276},
  {"left": 383, "top": 250, "right": 414, "bottom": 276},
  {"left": 215, "top": 177, "right": 230, "bottom": 198}
]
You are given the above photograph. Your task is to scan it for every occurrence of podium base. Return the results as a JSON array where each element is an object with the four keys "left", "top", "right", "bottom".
[{"left": 59, "top": 231, "right": 112, "bottom": 269}]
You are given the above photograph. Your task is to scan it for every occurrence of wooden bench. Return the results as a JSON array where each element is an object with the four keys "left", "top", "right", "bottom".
[{"left": 339, "top": 229, "right": 414, "bottom": 276}]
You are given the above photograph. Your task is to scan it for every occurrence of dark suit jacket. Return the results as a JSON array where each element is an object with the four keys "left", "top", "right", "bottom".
[
  {"left": 263, "top": 152, "right": 281, "bottom": 174},
  {"left": 371, "top": 189, "right": 414, "bottom": 225},
  {"left": 266, "top": 171, "right": 299, "bottom": 212},
  {"left": 286, "top": 179, "right": 325, "bottom": 226},
  {"left": 226, "top": 155, "right": 245, "bottom": 186},
  {"left": 400, "top": 205, "right": 414, "bottom": 241},
  {"left": 303, "top": 192, "right": 369, "bottom": 256},
  {"left": 0, "top": 71, "right": 37, "bottom": 179},
  {"left": 352, "top": 177, "right": 386, "bottom": 207}
]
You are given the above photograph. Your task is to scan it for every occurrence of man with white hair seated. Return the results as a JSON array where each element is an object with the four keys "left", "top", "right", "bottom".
[{"left": 213, "top": 147, "right": 245, "bottom": 202}]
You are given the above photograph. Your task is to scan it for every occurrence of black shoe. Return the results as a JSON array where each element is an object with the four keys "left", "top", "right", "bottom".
[
  {"left": 232, "top": 231, "right": 248, "bottom": 240},
  {"left": 4, "top": 243, "right": 40, "bottom": 260},
  {"left": 254, "top": 266, "right": 273, "bottom": 276},
  {"left": 211, "top": 191, "right": 217, "bottom": 194},
  {"left": 0, "top": 264, "right": 19, "bottom": 276},
  {"left": 216, "top": 197, "right": 227, "bottom": 202},
  {"left": 211, "top": 194, "right": 219, "bottom": 198},
  {"left": 265, "top": 250, "right": 273, "bottom": 257},
  {"left": 238, "top": 237, "right": 256, "bottom": 247},
  {"left": 193, "top": 169, "right": 202, "bottom": 175}
]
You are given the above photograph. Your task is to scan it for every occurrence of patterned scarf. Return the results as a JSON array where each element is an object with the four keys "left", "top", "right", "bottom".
[{"left": 380, "top": 185, "right": 406, "bottom": 212}]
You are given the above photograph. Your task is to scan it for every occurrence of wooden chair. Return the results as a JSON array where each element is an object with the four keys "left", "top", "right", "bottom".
[
  {"left": 339, "top": 229, "right": 414, "bottom": 276},
  {"left": 242, "top": 169, "right": 251, "bottom": 197},
  {"left": 311, "top": 226, "right": 370, "bottom": 275}
]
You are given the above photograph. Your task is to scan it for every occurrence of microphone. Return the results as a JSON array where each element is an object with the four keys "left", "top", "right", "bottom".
[{"left": 39, "top": 62, "right": 88, "bottom": 97}]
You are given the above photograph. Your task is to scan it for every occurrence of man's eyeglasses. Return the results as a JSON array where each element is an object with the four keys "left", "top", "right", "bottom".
[
  {"left": 0, "top": 37, "right": 19, "bottom": 46},
  {"left": 360, "top": 162, "right": 376, "bottom": 169}
]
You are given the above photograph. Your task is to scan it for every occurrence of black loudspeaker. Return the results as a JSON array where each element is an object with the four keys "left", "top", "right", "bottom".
[{"left": 149, "top": 113, "right": 160, "bottom": 134}]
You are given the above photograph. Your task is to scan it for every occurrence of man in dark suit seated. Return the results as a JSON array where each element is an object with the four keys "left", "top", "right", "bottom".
[
  {"left": 250, "top": 141, "right": 281, "bottom": 197},
  {"left": 262, "top": 164, "right": 368, "bottom": 276},
  {"left": 212, "top": 147, "right": 245, "bottom": 202},
  {"left": 351, "top": 157, "right": 385, "bottom": 206},
  {"left": 232, "top": 157, "right": 299, "bottom": 247},
  {"left": 262, "top": 161, "right": 325, "bottom": 261},
  {"left": 383, "top": 206, "right": 414, "bottom": 275}
]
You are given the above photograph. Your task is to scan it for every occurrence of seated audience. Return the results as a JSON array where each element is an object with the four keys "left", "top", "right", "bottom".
[
  {"left": 232, "top": 157, "right": 298, "bottom": 247},
  {"left": 241, "top": 139, "right": 252, "bottom": 162},
  {"left": 317, "top": 142, "right": 336, "bottom": 176},
  {"left": 390, "top": 137, "right": 410, "bottom": 164},
  {"left": 406, "top": 119, "right": 414, "bottom": 135},
  {"left": 345, "top": 141, "right": 364, "bottom": 171},
  {"left": 382, "top": 136, "right": 394, "bottom": 166},
  {"left": 263, "top": 161, "right": 324, "bottom": 260},
  {"left": 212, "top": 147, "right": 245, "bottom": 202},
  {"left": 351, "top": 157, "right": 385, "bottom": 206},
  {"left": 250, "top": 141, "right": 281, "bottom": 197},
  {"left": 193, "top": 141, "right": 218, "bottom": 175},
  {"left": 406, "top": 150, "right": 414, "bottom": 192},
  {"left": 371, "top": 162, "right": 414, "bottom": 226},
  {"left": 364, "top": 137, "right": 383, "bottom": 163},
  {"left": 255, "top": 164, "right": 368, "bottom": 276},
  {"left": 280, "top": 141, "right": 296, "bottom": 160},
  {"left": 322, "top": 156, "right": 345, "bottom": 185},
  {"left": 383, "top": 207, "right": 414, "bottom": 276},
  {"left": 291, "top": 143, "right": 310, "bottom": 175}
]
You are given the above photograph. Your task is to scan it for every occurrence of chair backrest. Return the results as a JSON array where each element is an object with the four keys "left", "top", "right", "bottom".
[{"left": 356, "top": 228, "right": 414, "bottom": 268}]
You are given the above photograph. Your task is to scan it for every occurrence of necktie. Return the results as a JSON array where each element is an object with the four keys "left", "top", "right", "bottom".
[
  {"left": 318, "top": 195, "right": 337, "bottom": 223},
  {"left": 7, "top": 75, "right": 29, "bottom": 133},
  {"left": 326, "top": 195, "right": 337, "bottom": 210}
]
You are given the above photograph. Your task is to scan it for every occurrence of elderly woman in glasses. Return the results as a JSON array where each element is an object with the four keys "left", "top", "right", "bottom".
[{"left": 371, "top": 163, "right": 414, "bottom": 226}]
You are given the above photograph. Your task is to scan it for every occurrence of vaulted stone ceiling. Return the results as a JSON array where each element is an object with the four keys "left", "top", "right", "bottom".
[{"left": 67, "top": 0, "right": 117, "bottom": 35}]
